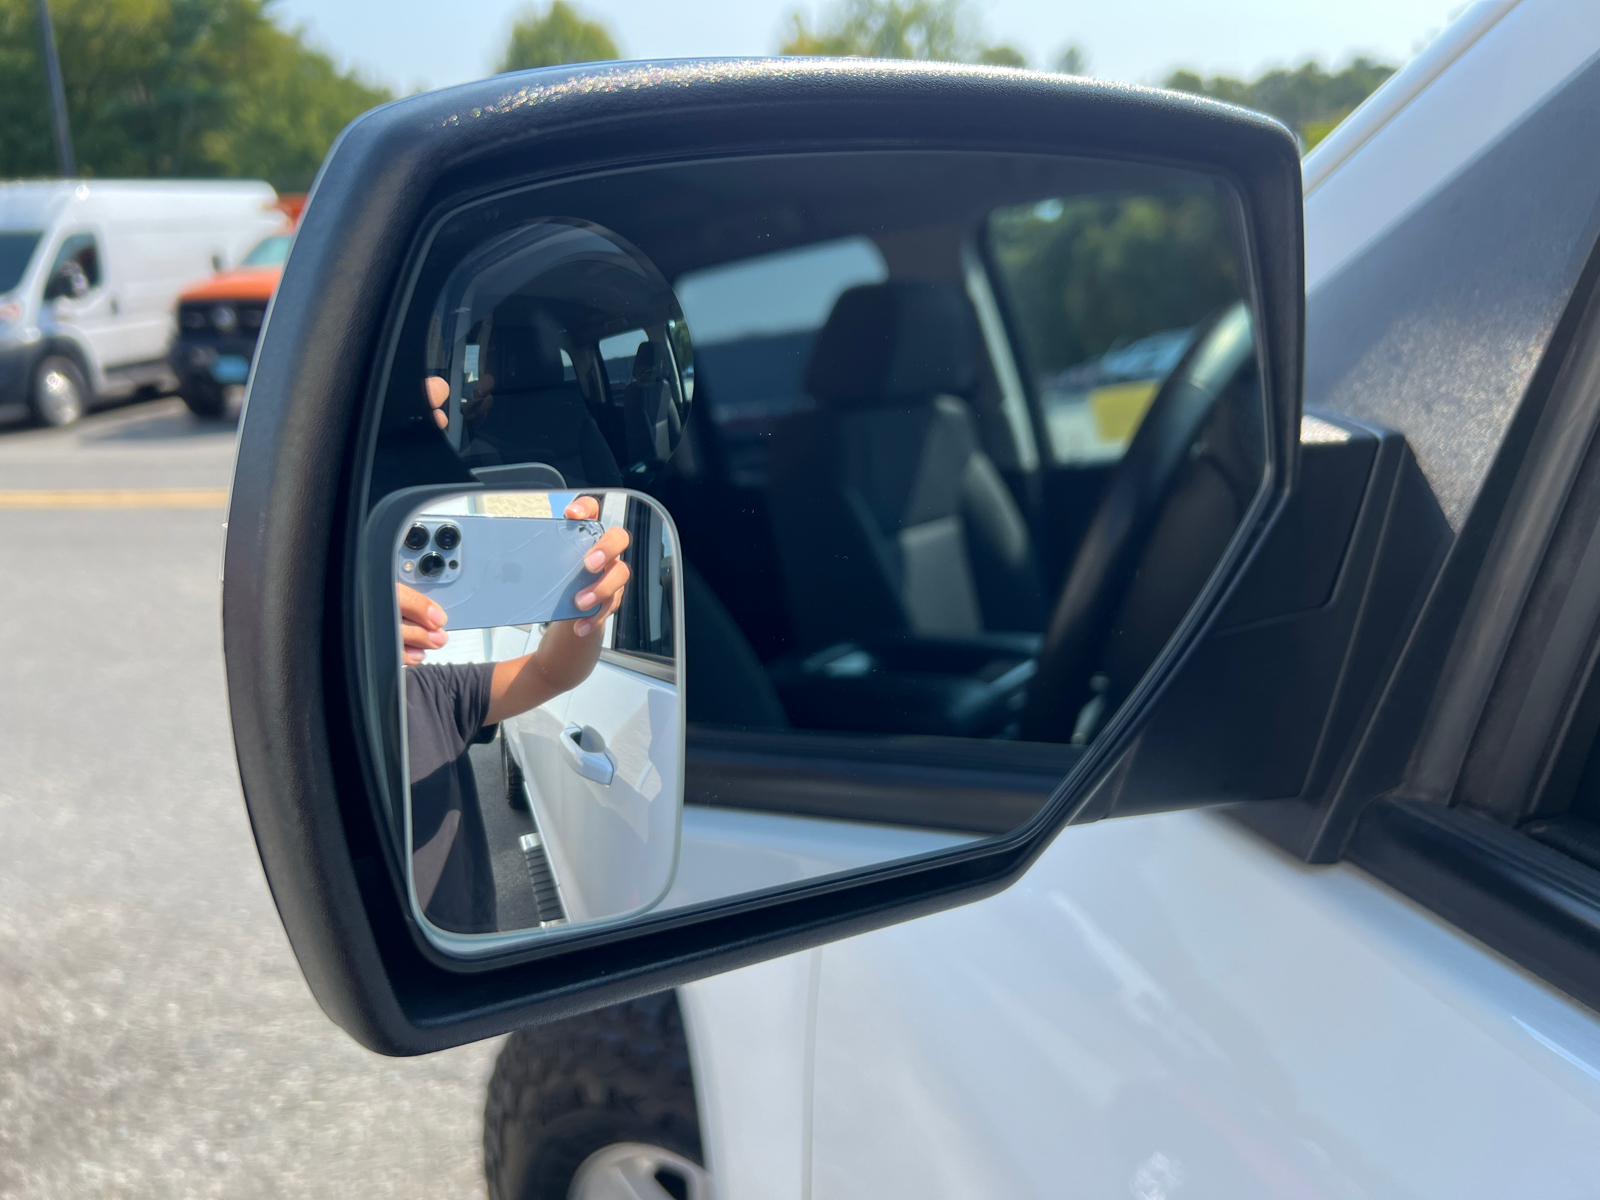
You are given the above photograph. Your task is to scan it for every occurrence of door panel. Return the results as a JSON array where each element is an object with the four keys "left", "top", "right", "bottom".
[
  {"left": 808, "top": 810, "right": 1600, "bottom": 1198},
  {"left": 507, "top": 652, "right": 680, "bottom": 923}
]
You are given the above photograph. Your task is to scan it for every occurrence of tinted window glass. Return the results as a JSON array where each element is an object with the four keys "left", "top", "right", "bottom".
[
  {"left": 986, "top": 190, "right": 1241, "bottom": 465},
  {"left": 370, "top": 154, "right": 1263, "bottom": 760},
  {"left": 675, "top": 237, "right": 886, "bottom": 486},
  {"left": 0, "top": 231, "right": 40, "bottom": 293},
  {"left": 612, "top": 503, "right": 675, "bottom": 662},
  {"left": 49, "top": 232, "right": 100, "bottom": 290}
]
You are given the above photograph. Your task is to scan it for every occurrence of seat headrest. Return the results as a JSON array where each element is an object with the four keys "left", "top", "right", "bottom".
[
  {"left": 631, "top": 340, "right": 670, "bottom": 384},
  {"left": 804, "top": 282, "right": 977, "bottom": 406},
  {"left": 485, "top": 313, "right": 566, "bottom": 392}
]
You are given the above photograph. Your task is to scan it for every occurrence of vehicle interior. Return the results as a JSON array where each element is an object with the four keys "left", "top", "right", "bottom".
[{"left": 370, "top": 151, "right": 1267, "bottom": 835}]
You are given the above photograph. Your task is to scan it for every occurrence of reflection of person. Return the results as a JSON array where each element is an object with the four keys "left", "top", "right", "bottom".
[{"left": 401, "top": 495, "right": 630, "bottom": 934}]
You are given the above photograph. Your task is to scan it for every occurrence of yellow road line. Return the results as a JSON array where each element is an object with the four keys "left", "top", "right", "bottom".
[{"left": 0, "top": 488, "right": 228, "bottom": 509}]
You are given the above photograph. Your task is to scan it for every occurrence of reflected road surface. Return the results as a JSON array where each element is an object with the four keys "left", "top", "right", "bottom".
[{"left": 0, "top": 400, "right": 497, "bottom": 1198}]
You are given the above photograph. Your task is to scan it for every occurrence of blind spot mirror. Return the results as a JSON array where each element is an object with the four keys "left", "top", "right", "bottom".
[{"left": 368, "top": 487, "right": 683, "bottom": 958}]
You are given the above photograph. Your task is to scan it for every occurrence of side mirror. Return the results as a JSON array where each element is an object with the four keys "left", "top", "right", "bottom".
[{"left": 226, "top": 60, "right": 1335, "bottom": 1053}]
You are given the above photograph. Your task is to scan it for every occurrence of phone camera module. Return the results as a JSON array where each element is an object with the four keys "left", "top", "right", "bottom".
[
  {"left": 433, "top": 523, "right": 461, "bottom": 551},
  {"left": 418, "top": 552, "right": 446, "bottom": 579},
  {"left": 403, "top": 524, "right": 430, "bottom": 551}
]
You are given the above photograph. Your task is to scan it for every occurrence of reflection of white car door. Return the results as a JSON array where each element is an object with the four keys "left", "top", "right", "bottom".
[{"left": 504, "top": 642, "right": 679, "bottom": 924}]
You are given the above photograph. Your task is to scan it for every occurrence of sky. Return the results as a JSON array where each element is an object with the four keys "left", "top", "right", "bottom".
[{"left": 273, "top": 0, "right": 1474, "bottom": 96}]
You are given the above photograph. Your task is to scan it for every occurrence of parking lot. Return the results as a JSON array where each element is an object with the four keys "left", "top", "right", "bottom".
[{"left": 0, "top": 399, "right": 497, "bottom": 1198}]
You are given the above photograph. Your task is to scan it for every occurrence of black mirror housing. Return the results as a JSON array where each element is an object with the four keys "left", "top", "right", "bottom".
[{"left": 223, "top": 59, "right": 1305, "bottom": 1053}]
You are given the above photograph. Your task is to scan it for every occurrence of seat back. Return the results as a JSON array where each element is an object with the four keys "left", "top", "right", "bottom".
[
  {"left": 622, "top": 341, "right": 682, "bottom": 475},
  {"left": 466, "top": 313, "right": 622, "bottom": 487},
  {"left": 766, "top": 281, "right": 1043, "bottom": 650}
]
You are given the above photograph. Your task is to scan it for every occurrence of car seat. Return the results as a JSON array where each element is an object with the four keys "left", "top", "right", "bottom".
[
  {"left": 622, "top": 341, "right": 684, "bottom": 477},
  {"left": 764, "top": 281, "right": 1045, "bottom": 651},
  {"left": 464, "top": 310, "right": 623, "bottom": 487}
]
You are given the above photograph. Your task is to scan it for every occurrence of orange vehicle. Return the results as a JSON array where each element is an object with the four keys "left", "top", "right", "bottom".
[{"left": 169, "top": 194, "right": 302, "bottom": 419}]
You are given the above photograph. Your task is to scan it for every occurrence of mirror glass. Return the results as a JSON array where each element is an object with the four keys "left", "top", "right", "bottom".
[
  {"left": 423, "top": 218, "right": 691, "bottom": 486},
  {"left": 391, "top": 488, "right": 682, "bottom": 950},
  {"left": 362, "top": 150, "right": 1269, "bottom": 953}
]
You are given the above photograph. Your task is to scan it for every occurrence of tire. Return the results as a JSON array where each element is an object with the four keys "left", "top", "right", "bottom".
[
  {"left": 29, "top": 355, "right": 88, "bottom": 427},
  {"left": 484, "top": 993, "right": 707, "bottom": 1200}
]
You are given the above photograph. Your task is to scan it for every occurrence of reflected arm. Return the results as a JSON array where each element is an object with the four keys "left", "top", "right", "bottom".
[{"left": 484, "top": 498, "right": 630, "bottom": 725}]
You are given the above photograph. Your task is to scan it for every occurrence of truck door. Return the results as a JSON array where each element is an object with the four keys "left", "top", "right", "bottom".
[
  {"left": 40, "top": 231, "right": 120, "bottom": 376},
  {"left": 502, "top": 494, "right": 681, "bottom": 925}
]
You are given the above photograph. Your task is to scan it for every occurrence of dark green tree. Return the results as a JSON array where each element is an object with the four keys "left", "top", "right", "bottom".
[
  {"left": 0, "top": 0, "right": 390, "bottom": 190},
  {"left": 989, "top": 192, "right": 1241, "bottom": 372},
  {"left": 498, "top": 1, "right": 619, "bottom": 73},
  {"left": 1164, "top": 57, "right": 1396, "bottom": 151},
  {"left": 780, "top": 0, "right": 1025, "bottom": 67}
]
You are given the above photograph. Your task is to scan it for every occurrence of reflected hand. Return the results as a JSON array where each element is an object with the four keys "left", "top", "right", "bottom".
[
  {"left": 397, "top": 581, "right": 448, "bottom": 665},
  {"left": 483, "top": 498, "right": 632, "bottom": 724},
  {"left": 565, "top": 496, "right": 630, "bottom": 637},
  {"left": 424, "top": 376, "right": 448, "bottom": 431},
  {"left": 423, "top": 374, "right": 496, "bottom": 433}
]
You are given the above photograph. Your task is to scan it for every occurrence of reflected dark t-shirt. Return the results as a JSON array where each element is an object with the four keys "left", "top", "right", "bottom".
[{"left": 406, "top": 662, "right": 498, "bottom": 933}]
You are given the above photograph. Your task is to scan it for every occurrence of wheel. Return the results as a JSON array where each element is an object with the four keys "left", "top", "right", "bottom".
[
  {"left": 484, "top": 993, "right": 707, "bottom": 1200},
  {"left": 29, "top": 355, "right": 88, "bottom": 427}
]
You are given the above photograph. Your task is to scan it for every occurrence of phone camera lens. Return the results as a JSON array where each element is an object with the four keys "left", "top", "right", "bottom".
[
  {"left": 403, "top": 524, "right": 430, "bottom": 551},
  {"left": 433, "top": 523, "right": 461, "bottom": 551},
  {"left": 418, "top": 552, "right": 446, "bottom": 578}
]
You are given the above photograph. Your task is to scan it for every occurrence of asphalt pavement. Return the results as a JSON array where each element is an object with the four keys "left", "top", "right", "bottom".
[{"left": 0, "top": 399, "right": 499, "bottom": 1198}]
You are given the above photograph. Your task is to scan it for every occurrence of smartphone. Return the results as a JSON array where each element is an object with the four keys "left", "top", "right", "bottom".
[{"left": 397, "top": 514, "right": 605, "bottom": 630}]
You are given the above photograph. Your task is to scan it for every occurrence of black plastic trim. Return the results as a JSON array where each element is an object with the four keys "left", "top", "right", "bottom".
[
  {"left": 686, "top": 727, "right": 1080, "bottom": 834},
  {"left": 1349, "top": 797, "right": 1600, "bottom": 1015}
]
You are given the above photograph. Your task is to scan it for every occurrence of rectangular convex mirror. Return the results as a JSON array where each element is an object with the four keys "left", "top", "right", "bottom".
[{"left": 370, "top": 488, "right": 683, "bottom": 957}]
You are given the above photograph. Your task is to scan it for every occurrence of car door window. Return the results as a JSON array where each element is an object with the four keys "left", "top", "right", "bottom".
[
  {"left": 46, "top": 232, "right": 102, "bottom": 295},
  {"left": 985, "top": 191, "right": 1242, "bottom": 465},
  {"left": 611, "top": 502, "right": 675, "bottom": 666}
]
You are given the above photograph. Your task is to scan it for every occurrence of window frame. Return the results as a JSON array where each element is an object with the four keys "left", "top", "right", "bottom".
[{"left": 1241, "top": 182, "right": 1600, "bottom": 1020}]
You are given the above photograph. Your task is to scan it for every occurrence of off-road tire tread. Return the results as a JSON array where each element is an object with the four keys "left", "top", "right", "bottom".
[{"left": 483, "top": 992, "right": 701, "bottom": 1200}]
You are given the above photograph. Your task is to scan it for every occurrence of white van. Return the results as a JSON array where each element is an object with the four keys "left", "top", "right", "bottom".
[{"left": 0, "top": 180, "right": 284, "bottom": 426}]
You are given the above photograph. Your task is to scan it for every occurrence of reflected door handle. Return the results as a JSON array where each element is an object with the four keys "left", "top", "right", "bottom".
[{"left": 562, "top": 723, "right": 615, "bottom": 785}]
